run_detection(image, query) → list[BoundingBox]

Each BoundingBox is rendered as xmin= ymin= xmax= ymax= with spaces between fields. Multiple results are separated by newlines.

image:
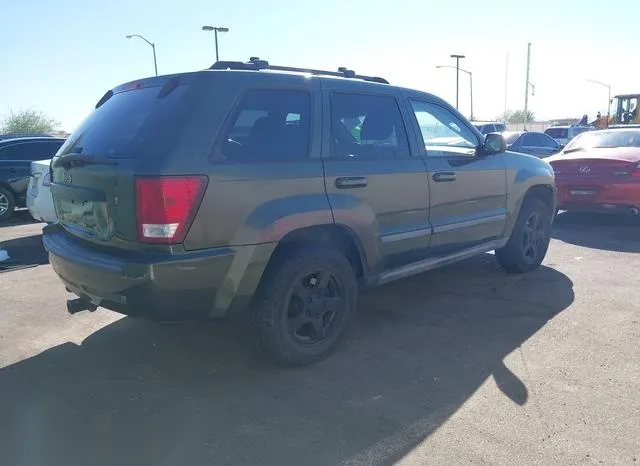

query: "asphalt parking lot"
xmin=0 ymin=210 xmax=638 ymax=466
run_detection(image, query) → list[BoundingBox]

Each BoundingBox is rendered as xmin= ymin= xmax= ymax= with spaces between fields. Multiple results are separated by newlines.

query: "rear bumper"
xmin=43 ymin=224 xmax=275 ymax=319
xmin=556 ymin=179 xmax=640 ymax=211
xmin=27 ymin=184 xmax=56 ymax=223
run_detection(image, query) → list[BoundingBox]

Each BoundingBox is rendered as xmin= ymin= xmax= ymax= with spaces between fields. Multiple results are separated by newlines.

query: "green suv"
xmin=44 ymin=58 xmax=556 ymax=366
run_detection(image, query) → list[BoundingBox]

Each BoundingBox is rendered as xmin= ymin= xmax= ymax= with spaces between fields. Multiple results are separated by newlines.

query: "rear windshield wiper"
xmin=562 ymin=147 xmax=585 ymax=154
xmin=52 ymin=154 xmax=119 ymax=169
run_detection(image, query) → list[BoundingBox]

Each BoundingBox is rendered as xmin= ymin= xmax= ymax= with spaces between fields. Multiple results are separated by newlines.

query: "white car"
xmin=27 ymin=159 xmax=57 ymax=223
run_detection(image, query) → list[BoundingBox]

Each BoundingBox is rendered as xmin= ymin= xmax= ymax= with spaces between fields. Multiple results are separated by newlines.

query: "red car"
xmin=547 ymin=129 xmax=640 ymax=215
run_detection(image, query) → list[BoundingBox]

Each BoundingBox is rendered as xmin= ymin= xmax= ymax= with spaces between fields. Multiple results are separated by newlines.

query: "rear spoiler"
xmin=96 ymin=72 xmax=200 ymax=109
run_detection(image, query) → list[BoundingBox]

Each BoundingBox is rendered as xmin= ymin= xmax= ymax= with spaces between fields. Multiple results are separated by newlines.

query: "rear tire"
xmin=496 ymin=197 xmax=551 ymax=273
xmin=0 ymin=187 xmax=15 ymax=222
xmin=253 ymin=246 xmax=357 ymax=367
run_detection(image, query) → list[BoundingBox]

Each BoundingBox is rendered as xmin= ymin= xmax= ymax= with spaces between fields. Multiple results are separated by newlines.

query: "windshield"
xmin=563 ymin=130 xmax=640 ymax=151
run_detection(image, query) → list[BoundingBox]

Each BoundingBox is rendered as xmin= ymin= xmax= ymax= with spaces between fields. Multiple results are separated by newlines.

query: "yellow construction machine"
xmin=607 ymin=94 xmax=640 ymax=127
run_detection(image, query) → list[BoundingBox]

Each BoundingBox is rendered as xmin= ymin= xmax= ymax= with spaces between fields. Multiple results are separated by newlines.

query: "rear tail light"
xmin=42 ymin=172 xmax=51 ymax=187
xmin=135 ymin=176 xmax=208 ymax=244
xmin=633 ymin=162 xmax=640 ymax=177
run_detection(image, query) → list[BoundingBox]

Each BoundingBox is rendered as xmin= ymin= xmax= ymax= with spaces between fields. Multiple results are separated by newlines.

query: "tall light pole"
xmin=436 ymin=65 xmax=474 ymax=120
xmin=126 ymin=34 xmax=157 ymax=76
xmin=504 ymin=53 xmax=509 ymax=122
xmin=449 ymin=54 xmax=465 ymax=110
xmin=586 ymin=79 xmax=611 ymax=116
xmin=524 ymin=43 xmax=532 ymax=130
xmin=202 ymin=25 xmax=229 ymax=62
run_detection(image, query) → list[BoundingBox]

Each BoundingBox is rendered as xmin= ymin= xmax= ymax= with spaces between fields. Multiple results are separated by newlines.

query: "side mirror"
xmin=481 ymin=132 xmax=507 ymax=155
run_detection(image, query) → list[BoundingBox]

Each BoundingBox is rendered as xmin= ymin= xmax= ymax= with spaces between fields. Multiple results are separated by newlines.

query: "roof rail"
xmin=209 ymin=57 xmax=389 ymax=84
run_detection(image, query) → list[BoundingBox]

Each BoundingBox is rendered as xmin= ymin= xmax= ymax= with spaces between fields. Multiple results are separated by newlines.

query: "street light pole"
xmin=202 ymin=25 xmax=230 ymax=62
xmin=504 ymin=53 xmax=509 ymax=122
xmin=524 ymin=42 xmax=531 ymax=130
xmin=436 ymin=65 xmax=473 ymax=120
xmin=450 ymin=54 xmax=465 ymax=110
xmin=126 ymin=34 xmax=158 ymax=76
xmin=586 ymin=79 xmax=612 ymax=116
xmin=469 ymin=72 xmax=474 ymax=121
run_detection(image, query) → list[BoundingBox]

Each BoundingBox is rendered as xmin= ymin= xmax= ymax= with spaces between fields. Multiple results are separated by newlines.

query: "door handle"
xmin=432 ymin=172 xmax=456 ymax=182
xmin=335 ymin=176 xmax=368 ymax=189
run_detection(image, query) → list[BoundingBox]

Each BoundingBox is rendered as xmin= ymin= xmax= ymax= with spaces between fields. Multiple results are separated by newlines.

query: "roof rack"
xmin=209 ymin=57 xmax=389 ymax=84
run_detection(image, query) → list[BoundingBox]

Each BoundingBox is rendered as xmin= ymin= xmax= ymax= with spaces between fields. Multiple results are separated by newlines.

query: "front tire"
xmin=253 ymin=246 xmax=358 ymax=367
xmin=496 ymin=197 xmax=551 ymax=273
xmin=0 ymin=187 xmax=15 ymax=222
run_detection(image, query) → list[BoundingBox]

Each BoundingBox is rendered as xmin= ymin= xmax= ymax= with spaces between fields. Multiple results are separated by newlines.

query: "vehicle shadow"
xmin=0 ymin=255 xmax=574 ymax=466
xmin=0 ymin=233 xmax=48 ymax=272
xmin=0 ymin=209 xmax=41 ymax=228
xmin=552 ymin=211 xmax=640 ymax=253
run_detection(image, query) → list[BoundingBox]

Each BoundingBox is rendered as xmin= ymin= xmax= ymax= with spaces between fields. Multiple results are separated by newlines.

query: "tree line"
xmin=1 ymin=109 xmax=60 ymax=135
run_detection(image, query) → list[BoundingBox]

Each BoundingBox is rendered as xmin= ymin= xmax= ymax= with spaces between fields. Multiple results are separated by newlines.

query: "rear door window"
xmin=539 ymin=133 xmax=560 ymax=148
xmin=331 ymin=93 xmax=410 ymax=158
xmin=217 ymin=89 xmax=311 ymax=162
xmin=59 ymin=84 xmax=193 ymax=159
xmin=523 ymin=133 xmax=542 ymax=147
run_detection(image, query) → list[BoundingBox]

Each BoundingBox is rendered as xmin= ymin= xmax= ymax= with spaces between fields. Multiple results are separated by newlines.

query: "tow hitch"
xmin=66 ymin=298 xmax=98 ymax=315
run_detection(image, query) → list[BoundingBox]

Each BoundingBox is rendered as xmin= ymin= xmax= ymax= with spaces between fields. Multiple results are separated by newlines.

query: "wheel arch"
xmin=267 ymin=224 xmax=369 ymax=284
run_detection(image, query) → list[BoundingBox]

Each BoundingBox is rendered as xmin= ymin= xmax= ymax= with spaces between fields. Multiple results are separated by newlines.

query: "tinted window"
xmin=331 ymin=93 xmax=410 ymax=158
xmin=0 ymin=140 xmax=63 ymax=161
xmin=59 ymin=84 xmax=194 ymax=159
xmin=494 ymin=123 xmax=506 ymax=132
xmin=539 ymin=133 xmax=560 ymax=148
xmin=218 ymin=89 xmax=311 ymax=162
xmin=410 ymin=100 xmax=477 ymax=156
xmin=481 ymin=125 xmax=495 ymax=134
xmin=544 ymin=127 xmax=568 ymax=139
xmin=523 ymin=133 xmax=543 ymax=146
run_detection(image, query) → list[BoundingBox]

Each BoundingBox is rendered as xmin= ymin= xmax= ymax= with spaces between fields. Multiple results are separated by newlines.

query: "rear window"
xmin=494 ymin=123 xmax=506 ymax=132
xmin=544 ymin=127 xmax=568 ymax=139
xmin=59 ymin=84 xmax=194 ymax=159
xmin=503 ymin=132 xmax=522 ymax=144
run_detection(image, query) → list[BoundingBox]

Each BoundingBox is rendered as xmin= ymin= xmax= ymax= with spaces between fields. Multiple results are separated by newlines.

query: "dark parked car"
xmin=503 ymin=131 xmax=563 ymax=158
xmin=0 ymin=136 xmax=65 ymax=221
xmin=43 ymin=58 xmax=556 ymax=366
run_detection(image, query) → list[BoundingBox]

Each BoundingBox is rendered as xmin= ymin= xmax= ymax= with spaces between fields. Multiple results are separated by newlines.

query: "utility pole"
xmin=504 ymin=53 xmax=509 ymax=122
xmin=450 ymin=54 xmax=465 ymax=110
xmin=469 ymin=72 xmax=474 ymax=120
xmin=524 ymin=43 xmax=531 ymax=130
